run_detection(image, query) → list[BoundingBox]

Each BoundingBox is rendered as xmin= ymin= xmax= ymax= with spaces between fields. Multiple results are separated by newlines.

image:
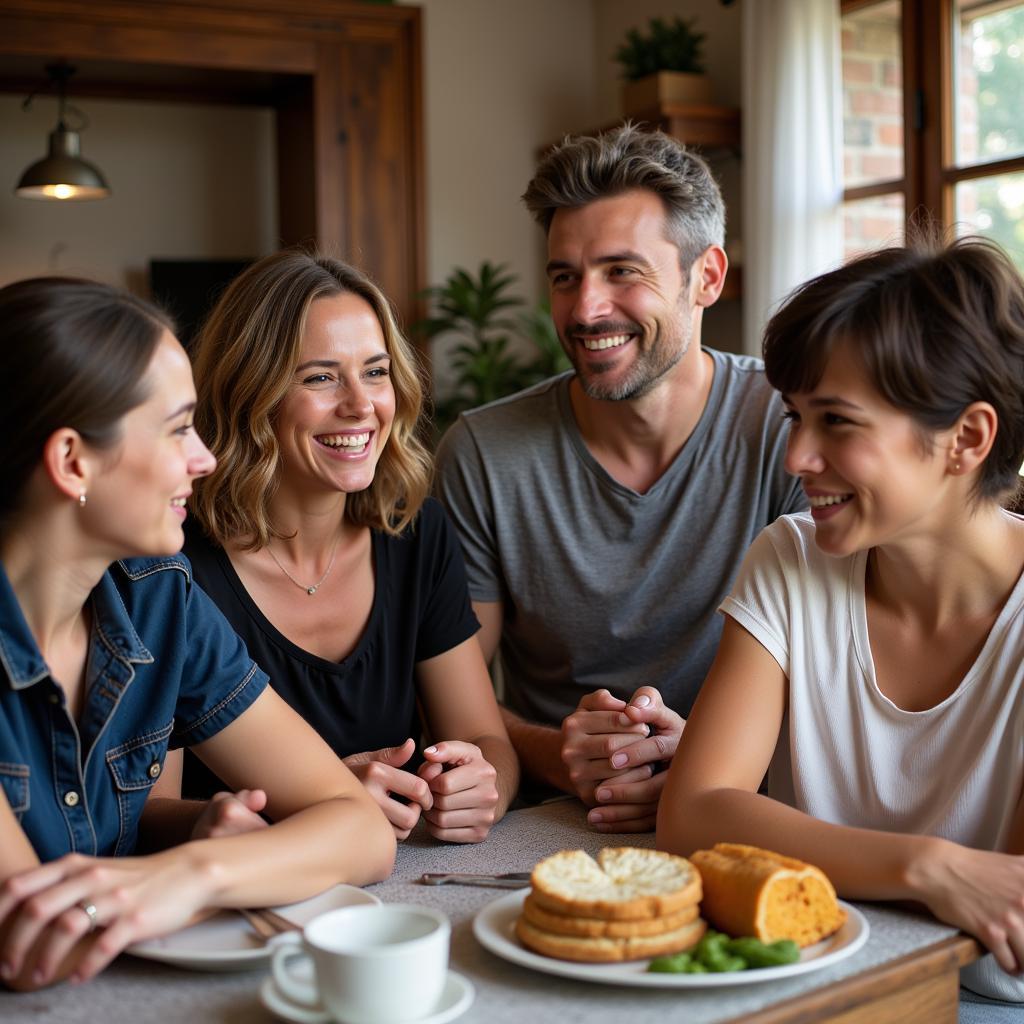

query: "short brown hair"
xmin=190 ymin=250 xmax=430 ymax=548
xmin=522 ymin=123 xmax=724 ymax=269
xmin=763 ymin=236 xmax=1024 ymax=505
xmin=0 ymin=277 xmax=170 ymax=531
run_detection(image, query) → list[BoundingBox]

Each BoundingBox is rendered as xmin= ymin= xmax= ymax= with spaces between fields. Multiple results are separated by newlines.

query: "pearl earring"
xmin=78 ymin=492 xmax=87 ymax=507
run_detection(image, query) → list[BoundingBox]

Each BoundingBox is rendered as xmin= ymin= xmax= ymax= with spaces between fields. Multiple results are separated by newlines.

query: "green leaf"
xmin=423 ymin=264 xmax=576 ymax=442
xmin=613 ymin=15 xmax=706 ymax=79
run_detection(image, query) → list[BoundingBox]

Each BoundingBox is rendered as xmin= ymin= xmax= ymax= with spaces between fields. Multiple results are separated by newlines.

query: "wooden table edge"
xmin=724 ymin=934 xmax=982 ymax=1024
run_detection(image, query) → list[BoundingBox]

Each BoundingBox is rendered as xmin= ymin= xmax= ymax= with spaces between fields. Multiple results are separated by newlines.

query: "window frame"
xmin=840 ymin=0 xmax=1024 ymax=226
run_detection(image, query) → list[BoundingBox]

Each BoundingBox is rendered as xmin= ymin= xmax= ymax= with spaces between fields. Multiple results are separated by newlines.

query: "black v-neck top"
xmin=181 ymin=498 xmax=479 ymax=798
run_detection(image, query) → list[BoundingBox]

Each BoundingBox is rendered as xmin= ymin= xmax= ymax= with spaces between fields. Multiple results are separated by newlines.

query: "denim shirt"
xmin=0 ymin=555 xmax=269 ymax=860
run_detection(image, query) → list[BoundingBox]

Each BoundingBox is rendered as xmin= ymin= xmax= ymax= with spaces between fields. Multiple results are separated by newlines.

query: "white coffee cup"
xmin=271 ymin=903 xmax=450 ymax=1024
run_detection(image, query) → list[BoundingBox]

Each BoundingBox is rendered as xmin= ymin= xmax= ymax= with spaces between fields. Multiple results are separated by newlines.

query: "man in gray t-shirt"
xmin=435 ymin=126 xmax=805 ymax=831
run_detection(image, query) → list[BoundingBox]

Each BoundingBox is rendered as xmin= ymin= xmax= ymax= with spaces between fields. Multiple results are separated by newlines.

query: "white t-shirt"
xmin=721 ymin=512 xmax=1024 ymax=1001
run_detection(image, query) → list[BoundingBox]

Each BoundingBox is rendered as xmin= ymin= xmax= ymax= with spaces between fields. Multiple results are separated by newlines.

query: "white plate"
xmin=472 ymin=890 xmax=869 ymax=988
xmin=260 ymin=969 xmax=475 ymax=1024
xmin=126 ymin=884 xmax=380 ymax=971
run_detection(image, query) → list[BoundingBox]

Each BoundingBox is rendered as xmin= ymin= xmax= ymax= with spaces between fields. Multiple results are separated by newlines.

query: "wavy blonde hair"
xmin=190 ymin=250 xmax=431 ymax=548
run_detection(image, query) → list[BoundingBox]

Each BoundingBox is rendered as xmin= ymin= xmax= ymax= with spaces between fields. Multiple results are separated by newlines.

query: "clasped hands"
xmin=344 ymin=738 xmax=499 ymax=844
xmin=191 ymin=740 xmax=499 ymax=845
xmin=0 ymin=848 xmax=221 ymax=988
xmin=561 ymin=686 xmax=684 ymax=833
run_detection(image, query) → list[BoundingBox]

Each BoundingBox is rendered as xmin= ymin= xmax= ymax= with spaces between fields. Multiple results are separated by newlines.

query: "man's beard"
xmin=566 ymin=315 xmax=692 ymax=402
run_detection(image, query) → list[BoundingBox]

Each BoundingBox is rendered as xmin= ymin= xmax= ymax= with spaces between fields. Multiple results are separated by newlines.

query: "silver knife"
xmin=419 ymin=871 xmax=531 ymax=889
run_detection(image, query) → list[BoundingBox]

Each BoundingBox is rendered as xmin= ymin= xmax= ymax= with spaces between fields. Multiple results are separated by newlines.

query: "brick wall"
xmin=841 ymin=2 xmax=905 ymax=258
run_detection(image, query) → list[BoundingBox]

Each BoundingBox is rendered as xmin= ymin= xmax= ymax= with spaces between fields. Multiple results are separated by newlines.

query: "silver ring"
xmin=78 ymin=901 xmax=99 ymax=932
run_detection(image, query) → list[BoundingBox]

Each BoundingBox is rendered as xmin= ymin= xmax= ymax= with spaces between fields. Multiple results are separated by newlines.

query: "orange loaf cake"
xmin=690 ymin=843 xmax=846 ymax=947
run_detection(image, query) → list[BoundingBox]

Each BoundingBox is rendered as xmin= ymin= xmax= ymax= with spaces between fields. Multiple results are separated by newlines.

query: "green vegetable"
xmin=646 ymin=950 xmax=714 ymax=974
xmin=647 ymin=952 xmax=692 ymax=973
xmin=693 ymin=931 xmax=747 ymax=973
xmin=726 ymin=937 xmax=800 ymax=968
xmin=647 ymin=932 xmax=802 ymax=974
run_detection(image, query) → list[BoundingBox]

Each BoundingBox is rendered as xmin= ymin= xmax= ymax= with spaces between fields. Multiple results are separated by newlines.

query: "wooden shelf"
xmin=544 ymin=102 xmax=741 ymax=155
xmin=618 ymin=102 xmax=740 ymax=151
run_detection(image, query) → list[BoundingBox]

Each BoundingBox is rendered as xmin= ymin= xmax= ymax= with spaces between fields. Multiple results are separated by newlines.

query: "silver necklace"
xmin=266 ymin=538 xmax=341 ymax=596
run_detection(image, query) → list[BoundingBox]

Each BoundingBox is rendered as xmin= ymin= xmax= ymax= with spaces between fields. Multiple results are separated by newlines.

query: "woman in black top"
xmin=157 ymin=251 xmax=518 ymax=842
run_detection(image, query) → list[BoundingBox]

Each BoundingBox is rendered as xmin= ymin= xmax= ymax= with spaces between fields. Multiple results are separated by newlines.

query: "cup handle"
xmin=270 ymin=934 xmax=319 ymax=1008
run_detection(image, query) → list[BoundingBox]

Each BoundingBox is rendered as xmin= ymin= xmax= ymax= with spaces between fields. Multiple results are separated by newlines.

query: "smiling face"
xmin=86 ymin=330 xmax=216 ymax=557
xmin=783 ymin=342 xmax=958 ymax=557
xmin=274 ymin=292 xmax=396 ymax=498
xmin=546 ymin=189 xmax=696 ymax=401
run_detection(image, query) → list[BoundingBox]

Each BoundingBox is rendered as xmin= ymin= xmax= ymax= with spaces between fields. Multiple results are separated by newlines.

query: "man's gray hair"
xmin=522 ymin=123 xmax=725 ymax=270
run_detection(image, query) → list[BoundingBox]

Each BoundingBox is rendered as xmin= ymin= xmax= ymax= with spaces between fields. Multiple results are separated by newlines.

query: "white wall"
xmin=400 ymin=0 xmax=601 ymax=387
xmin=0 ymin=95 xmax=278 ymax=291
xmin=404 ymin=0 xmax=598 ymax=298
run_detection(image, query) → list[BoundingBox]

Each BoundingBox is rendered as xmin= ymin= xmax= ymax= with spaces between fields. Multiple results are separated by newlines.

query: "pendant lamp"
xmin=15 ymin=64 xmax=111 ymax=201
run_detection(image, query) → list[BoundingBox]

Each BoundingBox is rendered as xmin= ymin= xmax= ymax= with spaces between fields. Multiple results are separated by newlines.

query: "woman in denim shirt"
xmin=0 ymin=278 xmax=395 ymax=990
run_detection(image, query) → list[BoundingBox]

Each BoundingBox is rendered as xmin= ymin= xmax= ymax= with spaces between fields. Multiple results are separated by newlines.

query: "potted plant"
xmin=615 ymin=16 xmax=713 ymax=115
xmin=416 ymin=262 xmax=570 ymax=442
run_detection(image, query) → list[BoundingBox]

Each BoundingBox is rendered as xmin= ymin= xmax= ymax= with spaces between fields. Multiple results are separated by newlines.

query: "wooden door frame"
xmin=0 ymin=0 xmax=425 ymax=327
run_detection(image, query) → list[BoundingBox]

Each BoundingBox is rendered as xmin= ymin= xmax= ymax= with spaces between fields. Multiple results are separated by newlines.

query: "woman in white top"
xmin=654 ymin=237 xmax=1024 ymax=1004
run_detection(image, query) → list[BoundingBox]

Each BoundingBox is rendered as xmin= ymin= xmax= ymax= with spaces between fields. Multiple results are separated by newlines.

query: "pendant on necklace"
xmin=266 ymin=538 xmax=339 ymax=597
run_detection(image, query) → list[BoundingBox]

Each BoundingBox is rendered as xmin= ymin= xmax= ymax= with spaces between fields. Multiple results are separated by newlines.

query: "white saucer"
xmin=126 ymin=884 xmax=379 ymax=971
xmin=261 ymin=971 xmax=330 ymax=1024
xmin=260 ymin=969 xmax=475 ymax=1024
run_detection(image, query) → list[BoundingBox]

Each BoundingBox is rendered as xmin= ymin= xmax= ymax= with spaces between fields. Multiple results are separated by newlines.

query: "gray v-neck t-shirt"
xmin=435 ymin=349 xmax=805 ymax=725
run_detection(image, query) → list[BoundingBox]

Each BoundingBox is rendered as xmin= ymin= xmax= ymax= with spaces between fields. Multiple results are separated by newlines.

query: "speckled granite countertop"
xmin=0 ymin=799 xmax=966 ymax=1024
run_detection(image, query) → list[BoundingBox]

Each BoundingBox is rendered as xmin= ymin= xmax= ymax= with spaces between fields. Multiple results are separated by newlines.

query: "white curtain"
xmin=741 ymin=0 xmax=844 ymax=356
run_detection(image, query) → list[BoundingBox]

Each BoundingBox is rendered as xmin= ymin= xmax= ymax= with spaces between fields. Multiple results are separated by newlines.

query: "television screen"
xmin=149 ymin=258 xmax=254 ymax=352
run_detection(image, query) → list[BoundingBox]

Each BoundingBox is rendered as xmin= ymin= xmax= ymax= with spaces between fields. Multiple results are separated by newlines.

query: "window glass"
xmin=843 ymin=192 xmax=905 ymax=259
xmin=955 ymin=1 xmax=1024 ymax=166
xmin=955 ymin=172 xmax=1024 ymax=271
xmin=842 ymin=1 xmax=904 ymax=188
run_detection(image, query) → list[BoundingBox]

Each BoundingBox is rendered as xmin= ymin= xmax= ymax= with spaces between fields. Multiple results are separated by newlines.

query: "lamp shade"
xmin=15 ymin=126 xmax=110 ymax=201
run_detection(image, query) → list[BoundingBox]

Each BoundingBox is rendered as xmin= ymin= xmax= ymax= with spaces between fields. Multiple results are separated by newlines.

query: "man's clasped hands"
xmin=560 ymin=686 xmax=683 ymax=834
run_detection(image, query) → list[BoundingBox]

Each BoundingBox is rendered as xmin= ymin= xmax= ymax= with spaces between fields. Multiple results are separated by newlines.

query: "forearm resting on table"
xmin=473 ymin=733 xmax=520 ymax=819
xmin=656 ymin=786 xmax=944 ymax=902
xmin=499 ymin=706 xmax=572 ymax=794
xmin=0 ymin=797 xmax=392 ymax=992
xmin=184 ymin=794 xmax=395 ymax=906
